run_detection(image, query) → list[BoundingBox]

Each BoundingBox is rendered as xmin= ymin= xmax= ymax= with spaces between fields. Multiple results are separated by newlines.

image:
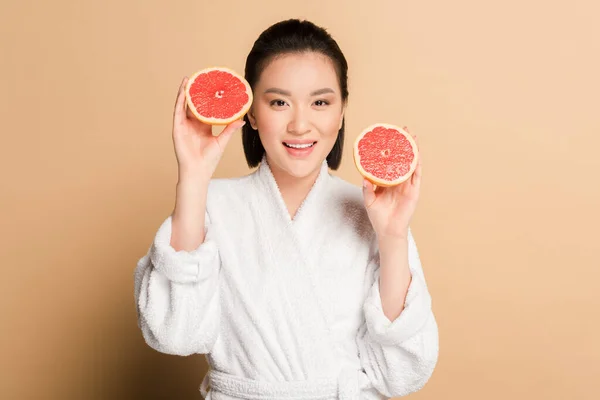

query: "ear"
xmin=247 ymin=107 xmax=258 ymax=130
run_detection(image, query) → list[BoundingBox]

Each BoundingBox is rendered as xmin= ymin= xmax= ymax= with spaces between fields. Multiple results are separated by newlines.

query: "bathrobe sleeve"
xmin=133 ymin=213 xmax=221 ymax=356
xmin=356 ymin=229 xmax=439 ymax=397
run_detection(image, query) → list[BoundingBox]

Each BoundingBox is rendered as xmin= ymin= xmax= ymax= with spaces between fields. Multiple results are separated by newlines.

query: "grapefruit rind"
xmin=353 ymin=123 xmax=419 ymax=187
xmin=185 ymin=66 xmax=254 ymax=126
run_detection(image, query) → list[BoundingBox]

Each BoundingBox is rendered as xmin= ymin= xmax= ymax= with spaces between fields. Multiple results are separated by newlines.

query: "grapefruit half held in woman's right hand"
xmin=171 ymin=76 xmax=245 ymax=181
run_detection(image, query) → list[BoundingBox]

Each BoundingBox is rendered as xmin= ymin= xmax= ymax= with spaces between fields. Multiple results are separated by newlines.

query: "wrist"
xmin=377 ymin=234 xmax=408 ymax=252
xmin=175 ymin=176 xmax=210 ymax=204
xmin=177 ymin=170 xmax=211 ymax=187
xmin=177 ymin=162 xmax=213 ymax=182
xmin=377 ymin=230 xmax=409 ymax=244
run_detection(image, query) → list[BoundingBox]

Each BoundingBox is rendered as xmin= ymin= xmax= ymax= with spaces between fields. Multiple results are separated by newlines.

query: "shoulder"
xmin=205 ymin=170 xmax=257 ymax=206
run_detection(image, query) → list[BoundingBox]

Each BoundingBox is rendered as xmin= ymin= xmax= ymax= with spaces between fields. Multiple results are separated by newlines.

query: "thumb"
xmin=362 ymin=178 xmax=377 ymax=208
xmin=216 ymin=119 xmax=245 ymax=147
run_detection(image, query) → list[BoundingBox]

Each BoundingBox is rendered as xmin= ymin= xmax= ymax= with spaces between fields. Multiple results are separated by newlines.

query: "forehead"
xmin=257 ymin=52 xmax=339 ymax=93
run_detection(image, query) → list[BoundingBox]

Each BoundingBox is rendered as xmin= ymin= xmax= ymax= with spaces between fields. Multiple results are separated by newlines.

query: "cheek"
xmin=255 ymin=105 xmax=286 ymax=144
xmin=315 ymin=110 xmax=343 ymax=138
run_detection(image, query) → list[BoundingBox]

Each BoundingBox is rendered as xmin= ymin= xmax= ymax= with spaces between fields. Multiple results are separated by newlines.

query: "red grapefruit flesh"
xmin=185 ymin=67 xmax=253 ymax=125
xmin=353 ymin=123 xmax=419 ymax=187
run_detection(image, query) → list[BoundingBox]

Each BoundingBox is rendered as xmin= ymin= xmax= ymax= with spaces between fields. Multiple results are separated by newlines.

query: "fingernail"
xmin=363 ymin=179 xmax=367 ymax=188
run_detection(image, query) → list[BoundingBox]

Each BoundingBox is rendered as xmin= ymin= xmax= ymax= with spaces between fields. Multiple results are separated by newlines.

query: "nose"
xmin=287 ymin=106 xmax=311 ymax=135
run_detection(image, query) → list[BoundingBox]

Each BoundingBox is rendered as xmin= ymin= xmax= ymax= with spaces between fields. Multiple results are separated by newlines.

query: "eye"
xmin=314 ymin=100 xmax=330 ymax=107
xmin=270 ymin=99 xmax=288 ymax=108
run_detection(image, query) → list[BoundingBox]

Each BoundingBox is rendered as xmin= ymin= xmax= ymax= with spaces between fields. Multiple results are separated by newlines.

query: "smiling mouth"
xmin=283 ymin=142 xmax=317 ymax=149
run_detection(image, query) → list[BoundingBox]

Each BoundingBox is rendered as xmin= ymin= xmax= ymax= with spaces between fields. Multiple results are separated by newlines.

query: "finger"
xmin=407 ymin=128 xmax=420 ymax=186
xmin=404 ymin=126 xmax=419 ymax=151
xmin=412 ymin=169 xmax=421 ymax=190
xmin=362 ymin=178 xmax=377 ymax=208
xmin=220 ymin=119 xmax=246 ymax=137
xmin=411 ymin=133 xmax=420 ymax=174
xmin=174 ymin=77 xmax=188 ymax=124
xmin=413 ymin=162 xmax=422 ymax=181
xmin=216 ymin=119 xmax=246 ymax=147
xmin=186 ymin=102 xmax=195 ymax=119
xmin=412 ymin=156 xmax=422 ymax=186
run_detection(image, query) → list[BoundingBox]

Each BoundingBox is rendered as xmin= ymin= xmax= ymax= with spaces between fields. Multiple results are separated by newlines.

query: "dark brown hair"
xmin=242 ymin=19 xmax=349 ymax=170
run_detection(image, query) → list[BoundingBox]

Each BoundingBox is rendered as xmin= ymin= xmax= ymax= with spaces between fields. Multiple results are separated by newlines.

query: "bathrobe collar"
xmin=255 ymin=155 xmax=331 ymax=225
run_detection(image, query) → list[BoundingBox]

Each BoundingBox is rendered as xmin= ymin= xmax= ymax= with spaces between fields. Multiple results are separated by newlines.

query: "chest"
xmin=209 ymin=194 xmax=372 ymax=331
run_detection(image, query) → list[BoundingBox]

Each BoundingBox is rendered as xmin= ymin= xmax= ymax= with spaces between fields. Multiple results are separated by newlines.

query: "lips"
xmin=283 ymin=141 xmax=317 ymax=149
xmin=282 ymin=140 xmax=317 ymax=158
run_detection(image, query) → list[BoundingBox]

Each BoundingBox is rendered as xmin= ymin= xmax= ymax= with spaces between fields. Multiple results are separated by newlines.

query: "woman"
xmin=134 ymin=19 xmax=438 ymax=399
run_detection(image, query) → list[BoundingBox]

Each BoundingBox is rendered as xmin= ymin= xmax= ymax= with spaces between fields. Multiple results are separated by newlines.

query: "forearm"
xmin=170 ymin=175 xmax=210 ymax=251
xmin=377 ymin=235 xmax=412 ymax=321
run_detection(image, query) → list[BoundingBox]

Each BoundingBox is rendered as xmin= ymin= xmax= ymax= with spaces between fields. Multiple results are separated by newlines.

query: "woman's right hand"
xmin=172 ymin=77 xmax=245 ymax=182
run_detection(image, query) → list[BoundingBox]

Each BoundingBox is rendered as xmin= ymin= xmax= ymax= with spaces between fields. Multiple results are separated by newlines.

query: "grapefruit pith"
xmin=185 ymin=67 xmax=253 ymax=125
xmin=353 ymin=123 xmax=419 ymax=187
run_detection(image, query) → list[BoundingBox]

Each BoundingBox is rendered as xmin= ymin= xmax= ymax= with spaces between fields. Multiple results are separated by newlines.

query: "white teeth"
xmin=285 ymin=142 xmax=314 ymax=149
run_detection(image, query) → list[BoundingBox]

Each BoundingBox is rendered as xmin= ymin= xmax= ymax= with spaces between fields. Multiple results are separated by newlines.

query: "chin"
xmin=268 ymin=149 xmax=327 ymax=180
xmin=285 ymin=164 xmax=316 ymax=179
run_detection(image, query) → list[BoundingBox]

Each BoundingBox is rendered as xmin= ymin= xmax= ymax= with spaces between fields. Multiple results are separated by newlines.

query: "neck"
xmin=266 ymin=157 xmax=323 ymax=220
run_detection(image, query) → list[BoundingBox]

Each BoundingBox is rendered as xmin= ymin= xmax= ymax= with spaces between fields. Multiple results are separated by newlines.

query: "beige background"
xmin=2 ymin=0 xmax=599 ymax=399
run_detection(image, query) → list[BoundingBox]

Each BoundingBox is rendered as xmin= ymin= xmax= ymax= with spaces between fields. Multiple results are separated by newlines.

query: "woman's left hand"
xmin=362 ymin=127 xmax=422 ymax=240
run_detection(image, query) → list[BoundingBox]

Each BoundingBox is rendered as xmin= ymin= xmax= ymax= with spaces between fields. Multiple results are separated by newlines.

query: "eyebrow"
xmin=310 ymin=88 xmax=335 ymax=96
xmin=264 ymin=87 xmax=336 ymax=96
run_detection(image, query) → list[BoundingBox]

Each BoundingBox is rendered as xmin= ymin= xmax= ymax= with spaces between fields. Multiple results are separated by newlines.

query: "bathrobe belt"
xmin=200 ymin=368 xmax=361 ymax=400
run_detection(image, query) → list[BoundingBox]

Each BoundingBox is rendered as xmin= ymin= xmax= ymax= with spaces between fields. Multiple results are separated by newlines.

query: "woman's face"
xmin=248 ymin=52 xmax=345 ymax=180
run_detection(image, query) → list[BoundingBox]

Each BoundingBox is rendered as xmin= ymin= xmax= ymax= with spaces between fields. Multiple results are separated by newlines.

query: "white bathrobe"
xmin=134 ymin=158 xmax=439 ymax=400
